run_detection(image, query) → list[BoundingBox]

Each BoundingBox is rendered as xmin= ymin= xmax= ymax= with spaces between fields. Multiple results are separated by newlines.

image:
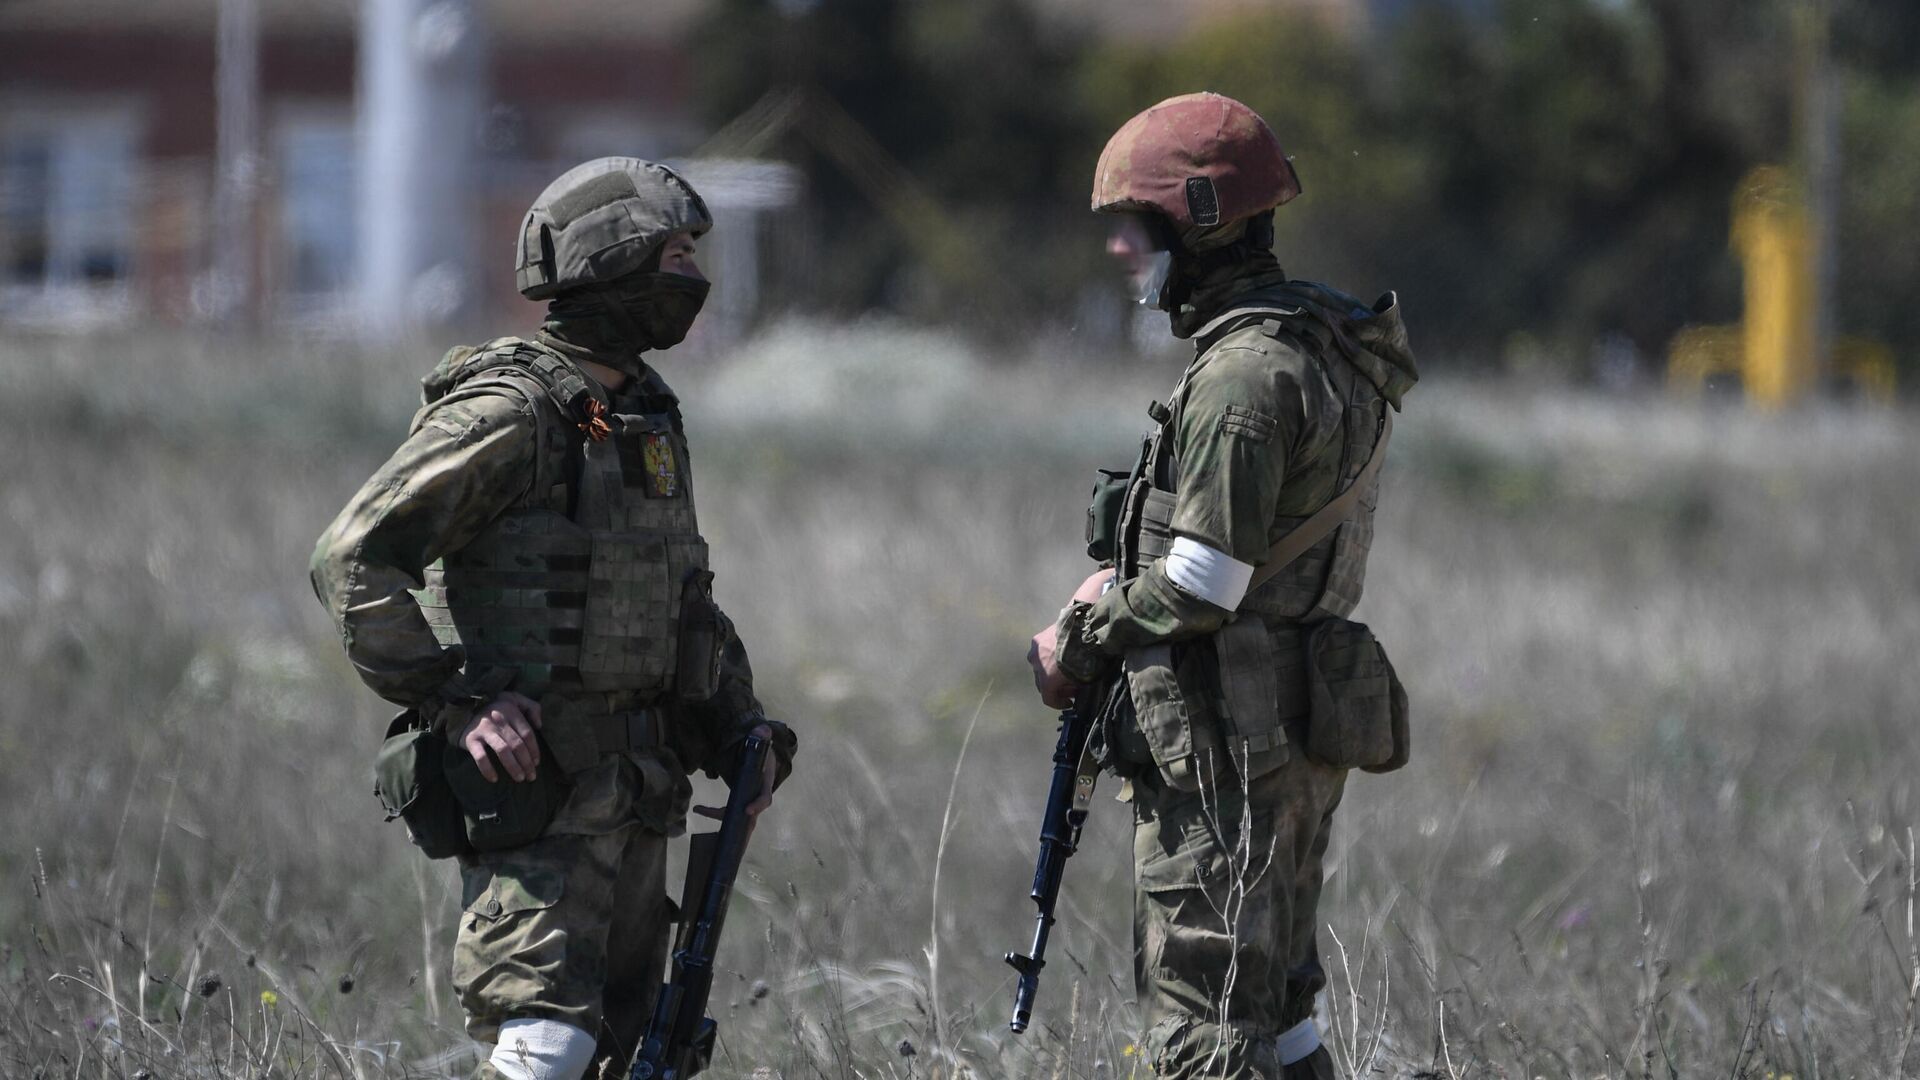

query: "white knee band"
xmin=1275 ymin=1017 xmax=1321 ymax=1066
xmin=490 ymin=1019 xmax=597 ymax=1080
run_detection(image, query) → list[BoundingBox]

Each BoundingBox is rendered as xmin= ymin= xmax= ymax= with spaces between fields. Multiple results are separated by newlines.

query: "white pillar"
xmin=356 ymin=0 xmax=486 ymax=334
xmin=211 ymin=0 xmax=258 ymax=322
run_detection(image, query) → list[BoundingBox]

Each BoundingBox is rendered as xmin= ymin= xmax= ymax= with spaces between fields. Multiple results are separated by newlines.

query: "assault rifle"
xmin=1005 ymin=684 xmax=1106 ymax=1033
xmin=630 ymin=733 xmax=769 ymax=1080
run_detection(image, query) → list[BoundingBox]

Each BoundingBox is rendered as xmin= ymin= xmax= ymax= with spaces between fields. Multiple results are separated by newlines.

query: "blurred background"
xmin=2 ymin=1 xmax=1916 ymax=1078
xmin=3 ymin=0 xmax=1917 ymax=387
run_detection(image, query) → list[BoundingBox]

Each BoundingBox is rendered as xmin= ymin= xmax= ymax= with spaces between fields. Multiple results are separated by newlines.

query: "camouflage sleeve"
xmin=673 ymin=610 xmax=797 ymax=790
xmin=1079 ymin=344 xmax=1308 ymax=655
xmin=309 ymin=389 xmax=537 ymax=726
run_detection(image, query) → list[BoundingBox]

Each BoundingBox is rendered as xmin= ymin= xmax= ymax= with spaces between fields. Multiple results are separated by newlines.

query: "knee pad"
xmin=488 ymin=1018 xmax=597 ymax=1080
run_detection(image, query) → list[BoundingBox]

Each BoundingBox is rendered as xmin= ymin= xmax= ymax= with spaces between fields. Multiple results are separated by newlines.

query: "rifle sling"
xmin=1243 ymin=409 xmax=1393 ymax=597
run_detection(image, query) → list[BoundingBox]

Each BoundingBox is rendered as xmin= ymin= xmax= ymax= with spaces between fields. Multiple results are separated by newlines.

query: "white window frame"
xmin=271 ymin=102 xmax=359 ymax=324
xmin=0 ymin=98 xmax=143 ymax=325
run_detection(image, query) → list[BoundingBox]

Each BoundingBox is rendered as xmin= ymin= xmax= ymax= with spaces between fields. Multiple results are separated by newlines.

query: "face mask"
xmin=1132 ymin=249 xmax=1175 ymax=308
xmin=616 ymin=272 xmax=711 ymax=349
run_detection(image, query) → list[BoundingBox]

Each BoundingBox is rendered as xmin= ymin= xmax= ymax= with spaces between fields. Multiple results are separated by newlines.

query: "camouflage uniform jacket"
xmin=1058 ymin=280 xmax=1418 ymax=676
xmin=310 ymin=336 xmax=784 ymax=779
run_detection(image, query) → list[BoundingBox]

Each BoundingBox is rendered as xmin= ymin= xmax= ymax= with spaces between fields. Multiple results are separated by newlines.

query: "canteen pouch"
xmin=675 ymin=569 xmax=729 ymax=703
xmin=373 ymin=710 xmax=472 ymax=860
xmin=1213 ymin=617 xmax=1291 ymax=783
xmin=1123 ymin=642 xmax=1228 ymax=793
xmin=1303 ymin=618 xmax=1409 ymax=772
xmin=442 ymin=735 xmax=569 ymax=852
xmin=1085 ymin=468 xmax=1132 ymax=563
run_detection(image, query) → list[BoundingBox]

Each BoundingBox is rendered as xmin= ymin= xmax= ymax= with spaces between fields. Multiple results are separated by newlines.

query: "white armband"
xmin=1163 ymin=537 xmax=1255 ymax=611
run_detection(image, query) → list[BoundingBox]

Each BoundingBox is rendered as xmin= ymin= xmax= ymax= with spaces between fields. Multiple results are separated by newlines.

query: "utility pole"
xmin=211 ymin=0 xmax=259 ymax=324
xmin=356 ymin=0 xmax=486 ymax=334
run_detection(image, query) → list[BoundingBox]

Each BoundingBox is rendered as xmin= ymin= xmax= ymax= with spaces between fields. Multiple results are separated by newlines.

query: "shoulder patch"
xmin=1218 ymin=404 xmax=1278 ymax=444
xmin=416 ymin=390 xmax=534 ymax=445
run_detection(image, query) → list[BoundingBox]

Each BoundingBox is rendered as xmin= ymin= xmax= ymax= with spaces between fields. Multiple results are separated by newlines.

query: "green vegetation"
xmin=693 ymin=0 xmax=1920 ymax=376
xmin=0 ymin=329 xmax=1913 ymax=1076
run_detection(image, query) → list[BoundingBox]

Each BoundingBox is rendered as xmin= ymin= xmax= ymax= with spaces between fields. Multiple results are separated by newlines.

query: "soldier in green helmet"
xmin=311 ymin=158 xmax=795 ymax=1080
xmin=1027 ymin=94 xmax=1419 ymax=1078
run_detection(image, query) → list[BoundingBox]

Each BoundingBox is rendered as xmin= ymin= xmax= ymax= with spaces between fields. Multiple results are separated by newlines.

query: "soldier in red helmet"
xmin=1029 ymin=93 xmax=1420 ymax=1077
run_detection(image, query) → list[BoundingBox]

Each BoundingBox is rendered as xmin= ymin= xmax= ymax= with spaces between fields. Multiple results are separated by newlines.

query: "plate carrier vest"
xmin=412 ymin=337 xmax=708 ymax=699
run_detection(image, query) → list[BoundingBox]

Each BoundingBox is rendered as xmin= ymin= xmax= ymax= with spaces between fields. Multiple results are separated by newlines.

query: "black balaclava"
xmin=1152 ymin=211 xmax=1290 ymax=340
xmin=541 ymin=246 xmax=712 ymax=380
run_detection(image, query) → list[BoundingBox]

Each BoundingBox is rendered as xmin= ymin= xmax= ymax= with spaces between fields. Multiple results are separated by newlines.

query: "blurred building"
xmin=1034 ymin=0 xmax=1478 ymax=37
xmin=0 ymin=0 xmax=797 ymax=336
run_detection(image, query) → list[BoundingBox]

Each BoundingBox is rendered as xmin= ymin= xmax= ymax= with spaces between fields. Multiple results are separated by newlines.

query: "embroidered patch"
xmin=1218 ymin=404 xmax=1277 ymax=444
xmin=640 ymin=433 xmax=679 ymax=498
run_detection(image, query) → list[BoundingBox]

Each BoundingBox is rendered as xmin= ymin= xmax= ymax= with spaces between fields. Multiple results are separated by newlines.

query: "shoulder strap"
xmin=429 ymin=338 xmax=610 ymax=515
xmin=1189 ymin=304 xmax=1305 ymax=353
xmin=1243 ymin=409 xmax=1393 ymax=596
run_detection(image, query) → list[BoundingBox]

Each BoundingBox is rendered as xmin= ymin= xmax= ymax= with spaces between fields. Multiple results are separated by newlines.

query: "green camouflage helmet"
xmin=514 ymin=158 xmax=713 ymax=300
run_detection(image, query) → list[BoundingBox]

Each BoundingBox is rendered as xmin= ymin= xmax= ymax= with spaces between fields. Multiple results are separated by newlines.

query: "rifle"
xmin=630 ymin=733 xmax=769 ymax=1080
xmin=1005 ymin=683 xmax=1106 ymax=1034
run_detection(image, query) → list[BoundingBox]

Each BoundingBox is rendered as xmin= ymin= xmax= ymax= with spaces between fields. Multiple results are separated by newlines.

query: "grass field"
xmin=0 ymin=321 xmax=1914 ymax=1078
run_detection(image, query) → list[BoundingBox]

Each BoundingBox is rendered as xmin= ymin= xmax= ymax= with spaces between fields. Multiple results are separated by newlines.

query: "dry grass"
xmin=0 ymin=320 xmax=1914 ymax=1078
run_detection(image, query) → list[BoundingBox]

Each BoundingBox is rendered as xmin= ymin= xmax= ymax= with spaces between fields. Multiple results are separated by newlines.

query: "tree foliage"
xmin=692 ymin=0 xmax=1918 ymax=371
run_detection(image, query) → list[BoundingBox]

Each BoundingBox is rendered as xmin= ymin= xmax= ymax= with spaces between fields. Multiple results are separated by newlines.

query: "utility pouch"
xmin=1213 ymin=618 xmax=1290 ymax=783
xmin=1090 ymin=678 xmax=1148 ymax=779
xmin=1303 ymin=618 xmax=1409 ymax=773
xmin=442 ymin=736 xmax=570 ymax=852
xmin=373 ymin=711 xmax=472 ymax=860
xmin=675 ymin=569 xmax=731 ymax=703
xmin=631 ymin=751 xmax=694 ymax=837
xmin=1122 ymin=643 xmax=1227 ymax=793
xmin=1085 ymin=469 xmax=1131 ymax=563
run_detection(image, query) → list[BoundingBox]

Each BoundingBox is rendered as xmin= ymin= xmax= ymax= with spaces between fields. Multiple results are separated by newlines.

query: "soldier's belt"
xmin=550 ymin=687 xmax=658 ymax=716
xmin=539 ymin=692 xmax=667 ymax=776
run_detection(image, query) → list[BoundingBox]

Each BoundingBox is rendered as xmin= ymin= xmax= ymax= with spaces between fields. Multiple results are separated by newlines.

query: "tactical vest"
xmin=1116 ymin=310 xmax=1385 ymax=623
xmin=411 ymin=337 xmax=707 ymax=699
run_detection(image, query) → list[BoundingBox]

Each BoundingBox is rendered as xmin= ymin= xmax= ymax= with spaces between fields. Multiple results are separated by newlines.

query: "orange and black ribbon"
xmin=577 ymin=397 xmax=611 ymax=443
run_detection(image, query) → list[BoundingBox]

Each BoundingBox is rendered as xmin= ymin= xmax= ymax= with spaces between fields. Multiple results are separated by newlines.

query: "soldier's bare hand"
xmin=693 ymin=724 xmax=781 ymax=824
xmin=745 ymin=724 xmax=777 ymax=817
xmin=457 ymin=691 xmax=544 ymax=783
xmin=1028 ymin=629 xmax=1079 ymax=711
xmin=1028 ymin=571 xmax=1112 ymax=710
xmin=1071 ymin=568 xmax=1116 ymax=605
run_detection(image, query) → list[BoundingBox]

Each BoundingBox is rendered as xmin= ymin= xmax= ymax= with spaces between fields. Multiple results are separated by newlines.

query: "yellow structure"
xmin=1667 ymin=165 xmax=1896 ymax=405
xmin=1732 ymin=167 xmax=1819 ymax=407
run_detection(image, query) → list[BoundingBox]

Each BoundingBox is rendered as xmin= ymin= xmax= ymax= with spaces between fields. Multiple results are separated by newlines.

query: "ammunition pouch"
xmin=1115 ymin=617 xmax=1303 ymax=791
xmin=1302 ymin=618 xmax=1409 ymax=773
xmin=1119 ymin=642 xmax=1227 ymax=792
xmin=674 ymin=569 xmax=730 ymax=703
xmin=373 ymin=710 xmax=472 ymax=860
xmin=1212 ymin=617 xmax=1291 ymax=783
xmin=1085 ymin=469 xmax=1131 ymax=564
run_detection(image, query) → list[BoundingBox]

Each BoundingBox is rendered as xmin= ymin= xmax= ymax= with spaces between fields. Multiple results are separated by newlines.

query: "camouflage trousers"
xmin=454 ymin=749 xmax=691 ymax=1080
xmin=1132 ymin=738 xmax=1347 ymax=1079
